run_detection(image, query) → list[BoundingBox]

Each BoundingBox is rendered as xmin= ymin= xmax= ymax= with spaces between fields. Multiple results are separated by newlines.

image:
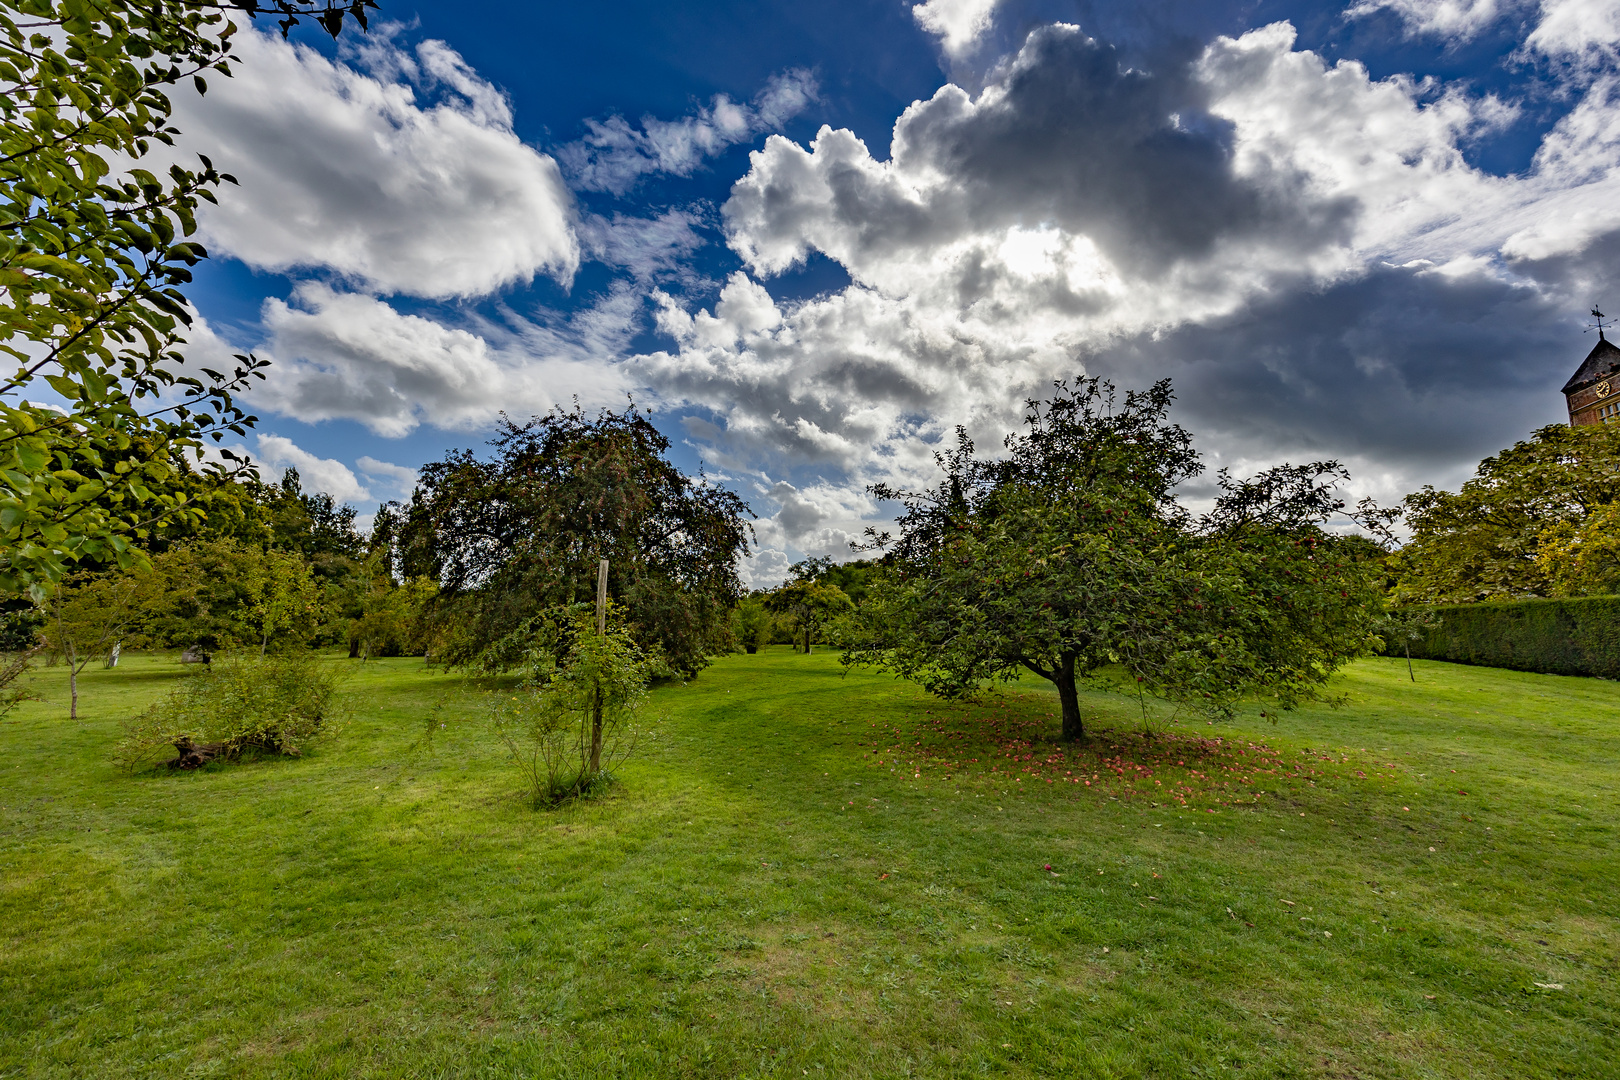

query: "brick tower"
xmin=1563 ymin=310 xmax=1620 ymax=425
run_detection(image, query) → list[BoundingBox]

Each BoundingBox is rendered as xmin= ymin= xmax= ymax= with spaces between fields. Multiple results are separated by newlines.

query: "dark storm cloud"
xmin=1508 ymin=228 xmax=1620 ymax=306
xmin=1087 ymin=262 xmax=1580 ymax=472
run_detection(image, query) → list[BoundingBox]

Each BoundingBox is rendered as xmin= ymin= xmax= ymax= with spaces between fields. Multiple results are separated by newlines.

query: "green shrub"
xmin=1391 ymin=596 xmax=1620 ymax=677
xmin=491 ymin=606 xmax=657 ymax=807
xmin=115 ymin=652 xmax=341 ymax=771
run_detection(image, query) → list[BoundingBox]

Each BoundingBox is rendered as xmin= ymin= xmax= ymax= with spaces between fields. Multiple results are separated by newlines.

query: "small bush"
xmin=491 ymin=606 xmax=657 ymax=807
xmin=115 ymin=652 xmax=341 ymax=771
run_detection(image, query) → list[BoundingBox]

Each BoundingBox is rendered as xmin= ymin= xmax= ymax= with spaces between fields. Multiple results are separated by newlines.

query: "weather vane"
xmin=1589 ymin=306 xmax=1609 ymax=341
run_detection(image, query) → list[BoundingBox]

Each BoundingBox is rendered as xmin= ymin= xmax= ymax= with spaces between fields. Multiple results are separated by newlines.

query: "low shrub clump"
xmin=115 ymin=652 xmax=341 ymax=771
xmin=491 ymin=605 xmax=657 ymax=807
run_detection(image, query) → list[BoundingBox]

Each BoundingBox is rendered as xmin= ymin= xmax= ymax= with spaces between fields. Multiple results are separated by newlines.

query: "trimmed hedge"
xmin=1393 ymin=596 xmax=1620 ymax=678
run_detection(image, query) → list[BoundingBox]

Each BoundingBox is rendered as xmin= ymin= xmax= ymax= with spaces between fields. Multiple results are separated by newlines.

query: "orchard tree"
xmin=399 ymin=405 xmax=752 ymax=676
xmin=1536 ymin=502 xmax=1620 ymax=597
xmin=142 ymin=537 xmax=323 ymax=654
xmin=44 ymin=568 xmax=158 ymax=717
xmin=139 ymin=538 xmax=260 ymax=653
xmin=766 ymin=575 xmax=853 ymax=654
xmin=353 ymin=567 xmax=436 ymax=660
xmin=245 ymin=548 xmax=318 ymax=654
xmin=491 ymin=603 xmax=656 ymax=806
xmin=1191 ymin=464 xmax=1390 ymax=713
xmin=843 ymin=378 xmax=1384 ymax=740
xmin=782 ymin=555 xmax=879 ymax=606
xmin=1 ymin=0 xmax=373 ymax=596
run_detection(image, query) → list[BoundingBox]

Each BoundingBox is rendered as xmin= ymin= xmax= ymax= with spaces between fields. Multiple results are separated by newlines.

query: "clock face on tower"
xmin=1598 ymin=381 xmax=1613 ymax=399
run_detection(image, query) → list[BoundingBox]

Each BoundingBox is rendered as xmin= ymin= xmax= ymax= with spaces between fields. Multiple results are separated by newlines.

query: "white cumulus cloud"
xmin=913 ymin=0 xmax=1003 ymax=57
xmin=756 ymin=480 xmax=876 ymax=557
xmin=1344 ymin=0 xmax=1512 ymax=39
xmin=165 ymin=28 xmax=577 ymax=299
xmin=631 ymin=18 xmax=1620 ymax=541
xmin=251 ymin=434 xmax=372 ymax=504
xmin=641 ymin=25 xmax=1374 ymax=480
xmin=245 ymin=283 xmax=631 ymax=437
xmin=1203 ymin=23 xmax=1620 ymax=265
xmin=1347 ymin=0 xmax=1620 ymax=64
xmin=1525 ymin=0 xmax=1620 ymax=65
xmin=356 ymin=456 xmax=419 ymax=498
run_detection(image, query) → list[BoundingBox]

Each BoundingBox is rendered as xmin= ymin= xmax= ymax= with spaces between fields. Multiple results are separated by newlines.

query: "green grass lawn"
xmin=1 ymin=648 xmax=1614 ymax=1079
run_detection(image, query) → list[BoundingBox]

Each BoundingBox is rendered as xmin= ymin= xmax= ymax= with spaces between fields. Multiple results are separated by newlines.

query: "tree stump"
xmin=168 ymin=738 xmax=228 ymax=769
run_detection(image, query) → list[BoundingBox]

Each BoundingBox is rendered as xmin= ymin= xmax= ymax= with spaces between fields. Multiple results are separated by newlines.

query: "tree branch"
xmin=1020 ymin=658 xmax=1055 ymax=682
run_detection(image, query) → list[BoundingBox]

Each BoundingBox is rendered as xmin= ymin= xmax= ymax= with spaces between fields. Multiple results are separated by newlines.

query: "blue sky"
xmin=169 ymin=0 xmax=1620 ymax=581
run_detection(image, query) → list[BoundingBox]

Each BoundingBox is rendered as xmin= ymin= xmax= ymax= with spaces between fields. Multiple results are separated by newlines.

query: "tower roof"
xmin=1562 ymin=334 xmax=1620 ymax=395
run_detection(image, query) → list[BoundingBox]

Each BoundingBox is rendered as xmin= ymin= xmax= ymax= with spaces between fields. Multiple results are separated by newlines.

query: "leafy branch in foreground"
xmin=0 ymin=0 xmax=373 ymax=594
xmin=0 ymin=642 xmax=37 ymax=719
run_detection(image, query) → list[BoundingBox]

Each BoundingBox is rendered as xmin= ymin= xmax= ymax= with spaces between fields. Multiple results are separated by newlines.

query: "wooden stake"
xmin=590 ymin=557 xmax=608 ymax=778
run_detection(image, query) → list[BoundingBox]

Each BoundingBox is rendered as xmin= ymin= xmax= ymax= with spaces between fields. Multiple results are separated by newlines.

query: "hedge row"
xmin=1392 ymin=596 xmax=1620 ymax=678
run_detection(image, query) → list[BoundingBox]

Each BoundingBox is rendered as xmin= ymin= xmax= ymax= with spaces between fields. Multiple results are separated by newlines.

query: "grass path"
xmin=0 ymin=649 xmax=1614 ymax=1078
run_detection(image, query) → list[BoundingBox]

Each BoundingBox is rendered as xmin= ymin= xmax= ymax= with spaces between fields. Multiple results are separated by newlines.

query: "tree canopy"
xmin=1392 ymin=423 xmax=1620 ymax=603
xmin=22 ymin=465 xmax=407 ymax=669
xmin=398 ymin=405 xmax=752 ymax=677
xmin=843 ymin=378 xmax=1384 ymax=739
xmin=765 ymin=574 xmax=853 ymax=654
xmin=784 ymin=555 xmax=879 ymax=606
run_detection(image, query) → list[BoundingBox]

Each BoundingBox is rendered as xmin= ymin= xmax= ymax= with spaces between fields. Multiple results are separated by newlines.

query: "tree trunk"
xmin=596 ymin=558 xmax=608 ymax=636
xmin=348 ymin=634 xmax=360 ymax=659
xmin=1054 ymin=652 xmax=1084 ymax=741
xmin=66 ymin=636 xmax=79 ymax=720
xmin=168 ymin=738 xmax=228 ymax=770
xmin=589 ymin=681 xmax=604 ymax=776
xmin=804 ymin=627 xmax=811 ymax=655
xmin=1405 ymin=642 xmax=1415 ymax=682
